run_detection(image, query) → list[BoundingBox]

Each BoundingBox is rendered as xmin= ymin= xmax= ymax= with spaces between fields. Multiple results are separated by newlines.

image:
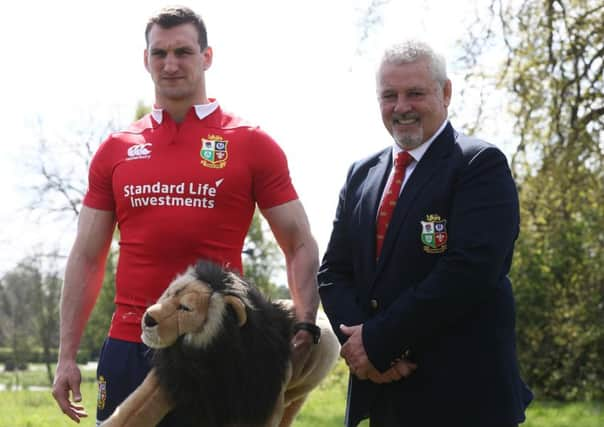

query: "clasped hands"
xmin=340 ymin=324 xmax=416 ymax=384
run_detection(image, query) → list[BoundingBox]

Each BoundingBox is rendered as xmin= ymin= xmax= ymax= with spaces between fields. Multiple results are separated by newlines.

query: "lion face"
xmin=141 ymin=267 xmax=248 ymax=349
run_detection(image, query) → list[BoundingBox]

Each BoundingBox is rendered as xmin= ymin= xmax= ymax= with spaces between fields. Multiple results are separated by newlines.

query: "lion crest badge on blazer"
xmin=421 ymin=214 xmax=448 ymax=253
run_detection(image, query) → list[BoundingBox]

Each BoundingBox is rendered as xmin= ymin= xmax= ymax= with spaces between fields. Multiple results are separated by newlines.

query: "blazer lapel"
xmin=359 ymin=148 xmax=392 ymax=273
xmin=375 ymin=123 xmax=457 ymax=274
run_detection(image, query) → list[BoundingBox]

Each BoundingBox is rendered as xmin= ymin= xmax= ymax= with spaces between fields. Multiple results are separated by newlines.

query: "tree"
xmin=0 ymin=260 xmax=39 ymax=374
xmin=29 ymin=255 xmax=62 ymax=384
xmin=0 ymin=256 xmax=64 ymax=387
xmin=354 ymin=0 xmax=390 ymax=56
xmin=29 ymin=102 xmax=151 ymax=220
xmin=28 ymin=116 xmax=117 ymax=220
xmin=0 ymin=256 xmax=63 ymax=384
xmin=460 ymin=0 xmax=604 ymax=400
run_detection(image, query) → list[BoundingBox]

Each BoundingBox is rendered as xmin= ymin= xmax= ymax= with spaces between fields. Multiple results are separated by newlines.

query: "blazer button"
xmin=370 ymin=299 xmax=379 ymax=310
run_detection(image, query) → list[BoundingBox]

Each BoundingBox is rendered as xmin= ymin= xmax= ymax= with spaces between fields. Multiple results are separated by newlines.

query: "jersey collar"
xmin=151 ymin=99 xmax=219 ymax=125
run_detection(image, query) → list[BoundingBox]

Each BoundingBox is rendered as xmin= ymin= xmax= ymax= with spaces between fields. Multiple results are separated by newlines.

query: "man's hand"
xmin=340 ymin=324 xmax=373 ymax=379
xmin=340 ymin=323 xmax=417 ymax=383
xmin=366 ymin=359 xmax=417 ymax=384
xmin=291 ymin=329 xmax=314 ymax=377
xmin=52 ymin=359 xmax=88 ymax=423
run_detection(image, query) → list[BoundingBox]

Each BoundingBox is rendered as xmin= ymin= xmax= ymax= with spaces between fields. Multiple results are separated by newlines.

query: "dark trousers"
xmin=368 ymin=386 xmax=518 ymax=427
xmin=368 ymin=387 xmax=399 ymax=427
xmin=96 ymin=337 xmax=181 ymax=426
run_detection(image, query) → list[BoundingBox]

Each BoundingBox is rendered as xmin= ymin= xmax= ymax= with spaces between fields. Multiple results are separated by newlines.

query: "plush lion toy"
xmin=101 ymin=260 xmax=340 ymax=427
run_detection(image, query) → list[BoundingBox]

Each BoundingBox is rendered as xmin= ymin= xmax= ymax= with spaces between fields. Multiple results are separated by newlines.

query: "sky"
xmin=0 ymin=0 xmax=505 ymax=277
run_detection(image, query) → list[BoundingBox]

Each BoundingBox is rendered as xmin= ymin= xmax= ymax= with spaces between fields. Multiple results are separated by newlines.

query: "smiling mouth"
xmin=393 ymin=116 xmax=419 ymax=126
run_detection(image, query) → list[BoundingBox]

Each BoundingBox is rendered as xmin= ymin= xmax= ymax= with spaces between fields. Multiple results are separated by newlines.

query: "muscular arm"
xmin=262 ymin=200 xmax=320 ymax=324
xmin=52 ymin=206 xmax=115 ymax=422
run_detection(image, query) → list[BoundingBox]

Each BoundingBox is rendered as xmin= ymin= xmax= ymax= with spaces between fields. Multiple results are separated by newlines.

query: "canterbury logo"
xmin=127 ymin=143 xmax=152 ymax=159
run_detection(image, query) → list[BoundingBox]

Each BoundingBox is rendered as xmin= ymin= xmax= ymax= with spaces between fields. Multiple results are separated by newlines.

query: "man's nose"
xmin=393 ymin=96 xmax=411 ymax=113
xmin=163 ymin=53 xmax=179 ymax=72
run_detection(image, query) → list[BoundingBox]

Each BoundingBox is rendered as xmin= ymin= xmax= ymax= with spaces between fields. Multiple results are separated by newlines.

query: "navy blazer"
xmin=318 ymin=123 xmax=533 ymax=427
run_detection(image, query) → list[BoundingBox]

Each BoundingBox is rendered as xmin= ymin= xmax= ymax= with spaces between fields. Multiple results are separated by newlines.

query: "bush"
xmin=512 ymin=173 xmax=604 ymax=401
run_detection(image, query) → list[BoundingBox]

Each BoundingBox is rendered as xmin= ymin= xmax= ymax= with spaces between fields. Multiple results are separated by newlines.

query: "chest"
xmin=111 ymin=126 xmax=255 ymax=218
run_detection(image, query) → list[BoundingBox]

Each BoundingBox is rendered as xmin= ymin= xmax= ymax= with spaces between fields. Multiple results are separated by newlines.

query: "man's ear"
xmin=144 ymin=49 xmax=150 ymax=72
xmin=443 ymin=79 xmax=452 ymax=108
xmin=201 ymin=46 xmax=213 ymax=71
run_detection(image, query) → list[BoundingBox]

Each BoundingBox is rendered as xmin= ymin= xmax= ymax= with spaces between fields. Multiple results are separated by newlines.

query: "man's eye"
xmin=151 ymin=50 xmax=167 ymax=58
xmin=178 ymin=304 xmax=192 ymax=312
xmin=175 ymin=48 xmax=193 ymax=56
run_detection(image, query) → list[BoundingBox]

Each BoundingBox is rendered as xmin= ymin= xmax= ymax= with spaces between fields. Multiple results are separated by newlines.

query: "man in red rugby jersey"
xmin=52 ymin=6 xmax=320 ymax=426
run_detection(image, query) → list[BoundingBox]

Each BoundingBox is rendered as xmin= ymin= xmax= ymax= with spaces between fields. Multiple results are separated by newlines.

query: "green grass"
xmin=0 ymin=362 xmax=602 ymax=427
xmin=522 ymin=401 xmax=603 ymax=427
xmin=0 ymin=365 xmax=98 ymax=427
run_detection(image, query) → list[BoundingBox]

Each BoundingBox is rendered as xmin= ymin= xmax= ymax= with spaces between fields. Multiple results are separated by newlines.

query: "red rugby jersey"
xmin=84 ymin=104 xmax=298 ymax=341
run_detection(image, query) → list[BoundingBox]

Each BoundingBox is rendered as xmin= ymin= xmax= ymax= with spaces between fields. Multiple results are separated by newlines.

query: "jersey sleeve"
xmin=250 ymin=127 xmax=298 ymax=209
xmin=83 ymin=136 xmax=116 ymax=211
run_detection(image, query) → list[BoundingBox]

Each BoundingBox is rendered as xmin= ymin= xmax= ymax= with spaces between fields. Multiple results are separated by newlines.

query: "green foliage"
xmin=0 ymin=260 xmax=44 ymax=375
xmin=524 ymin=401 xmax=604 ymax=427
xmin=242 ymin=210 xmax=289 ymax=299
xmin=460 ymin=0 xmax=604 ymax=401
xmin=513 ymin=168 xmax=604 ymax=400
xmin=495 ymin=0 xmax=604 ymax=400
xmin=0 ymin=256 xmax=64 ymax=383
xmin=31 ymin=265 xmax=61 ymax=384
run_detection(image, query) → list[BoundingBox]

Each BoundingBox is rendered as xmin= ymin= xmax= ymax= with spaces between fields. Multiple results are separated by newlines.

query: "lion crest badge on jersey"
xmin=421 ymin=214 xmax=448 ymax=254
xmin=97 ymin=375 xmax=107 ymax=410
xmin=200 ymin=135 xmax=228 ymax=169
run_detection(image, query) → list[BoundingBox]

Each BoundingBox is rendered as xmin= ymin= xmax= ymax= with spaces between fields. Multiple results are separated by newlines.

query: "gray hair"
xmin=379 ymin=40 xmax=448 ymax=87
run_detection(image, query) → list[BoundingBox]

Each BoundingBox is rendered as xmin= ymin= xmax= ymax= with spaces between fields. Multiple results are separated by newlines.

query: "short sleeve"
xmin=83 ymin=137 xmax=116 ymax=211
xmin=250 ymin=127 xmax=298 ymax=209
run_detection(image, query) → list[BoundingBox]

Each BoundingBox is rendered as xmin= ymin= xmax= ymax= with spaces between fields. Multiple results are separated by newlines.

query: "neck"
xmin=156 ymin=93 xmax=209 ymax=124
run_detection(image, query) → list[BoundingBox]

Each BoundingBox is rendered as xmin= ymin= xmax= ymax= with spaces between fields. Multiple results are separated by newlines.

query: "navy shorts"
xmin=95 ymin=337 xmax=180 ymax=426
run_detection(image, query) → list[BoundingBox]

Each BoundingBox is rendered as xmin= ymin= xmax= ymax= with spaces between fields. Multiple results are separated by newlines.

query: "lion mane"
xmin=142 ymin=259 xmax=296 ymax=427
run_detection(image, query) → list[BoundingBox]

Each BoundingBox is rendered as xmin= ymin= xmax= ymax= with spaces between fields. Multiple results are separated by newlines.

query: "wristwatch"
xmin=293 ymin=322 xmax=321 ymax=344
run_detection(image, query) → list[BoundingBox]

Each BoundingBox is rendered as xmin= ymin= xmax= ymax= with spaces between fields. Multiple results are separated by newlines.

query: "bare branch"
xmin=26 ymin=115 xmax=118 ymax=222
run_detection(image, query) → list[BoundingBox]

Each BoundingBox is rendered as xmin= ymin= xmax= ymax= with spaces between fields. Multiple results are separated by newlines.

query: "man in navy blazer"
xmin=318 ymin=40 xmax=533 ymax=427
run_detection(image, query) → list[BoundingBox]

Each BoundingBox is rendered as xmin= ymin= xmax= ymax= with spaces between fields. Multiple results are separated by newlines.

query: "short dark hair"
xmin=145 ymin=6 xmax=208 ymax=50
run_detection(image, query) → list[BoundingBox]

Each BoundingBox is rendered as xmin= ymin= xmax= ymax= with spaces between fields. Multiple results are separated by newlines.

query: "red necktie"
xmin=376 ymin=151 xmax=412 ymax=258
